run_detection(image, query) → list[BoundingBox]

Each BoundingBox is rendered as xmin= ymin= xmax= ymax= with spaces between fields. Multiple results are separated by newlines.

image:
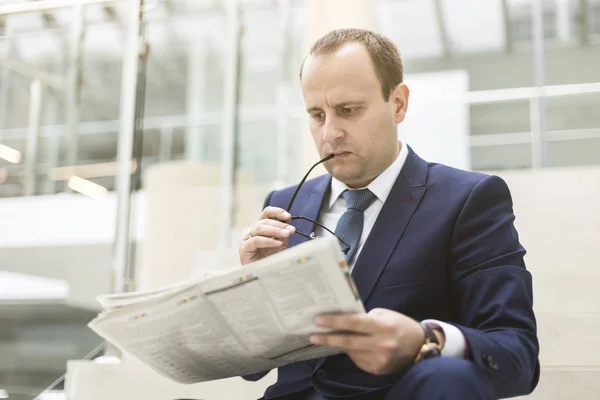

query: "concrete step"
xmin=537 ymin=313 xmax=600 ymax=365
xmin=514 ymin=366 xmax=600 ymax=400
xmin=65 ymin=360 xmax=277 ymax=400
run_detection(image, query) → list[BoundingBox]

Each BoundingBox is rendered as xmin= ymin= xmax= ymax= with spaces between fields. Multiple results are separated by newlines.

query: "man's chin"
xmin=328 ymin=167 xmax=361 ymax=185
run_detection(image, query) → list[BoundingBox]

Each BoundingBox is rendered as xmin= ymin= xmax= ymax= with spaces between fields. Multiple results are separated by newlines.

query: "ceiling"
xmin=0 ymin=0 xmax=598 ymax=197
xmin=0 ymin=0 xmax=597 ymax=131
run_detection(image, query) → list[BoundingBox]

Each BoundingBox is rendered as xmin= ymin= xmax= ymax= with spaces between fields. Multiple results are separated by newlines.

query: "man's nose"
xmin=321 ymin=116 xmax=344 ymax=142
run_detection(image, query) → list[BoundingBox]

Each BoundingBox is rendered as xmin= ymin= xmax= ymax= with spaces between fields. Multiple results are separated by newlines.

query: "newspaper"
xmin=88 ymin=236 xmax=365 ymax=384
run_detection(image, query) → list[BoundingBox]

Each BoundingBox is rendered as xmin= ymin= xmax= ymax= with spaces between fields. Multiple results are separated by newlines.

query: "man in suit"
xmin=238 ymin=28 xmax=539 ymax=400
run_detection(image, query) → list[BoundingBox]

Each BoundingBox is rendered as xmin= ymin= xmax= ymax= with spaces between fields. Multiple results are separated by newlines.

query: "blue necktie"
xmin=303 ymin=190 xmax=377 ymax=400
xmin=334 ymin=189 xmax=377 ymax=264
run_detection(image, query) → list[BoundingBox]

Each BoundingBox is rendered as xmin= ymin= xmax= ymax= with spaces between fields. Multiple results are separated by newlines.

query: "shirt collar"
xmin=328 ymin=141 xmax=409 ymax=210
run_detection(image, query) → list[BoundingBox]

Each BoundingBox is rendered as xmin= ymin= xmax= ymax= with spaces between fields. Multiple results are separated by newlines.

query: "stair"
xmin=499 ymin=166 xmax=600 ymax=399
xmin=537 ymin=313 xmax=600 ymax=365
xmin=512 ymin=313 xmax=600 ymax=399
xmin=515 ymin=366 xmax=600 ymax=400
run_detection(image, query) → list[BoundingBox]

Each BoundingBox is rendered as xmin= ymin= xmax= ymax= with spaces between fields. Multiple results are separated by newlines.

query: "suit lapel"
xmin=288 ymin=175 xmax=331 ymax=248
xmin=351 ymin=148 xmax=428 ymax=304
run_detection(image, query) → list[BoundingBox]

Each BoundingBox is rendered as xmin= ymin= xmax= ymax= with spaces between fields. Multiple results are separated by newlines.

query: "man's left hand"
xmin=310 ymin=308 xmax=426 ymax=375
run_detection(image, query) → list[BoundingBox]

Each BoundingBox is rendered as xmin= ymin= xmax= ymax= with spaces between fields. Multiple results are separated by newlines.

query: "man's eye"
xmin=340 ymin=107 xmax=354 ymax=115
xmin=312 ymin=113 xmax=325 ymax=121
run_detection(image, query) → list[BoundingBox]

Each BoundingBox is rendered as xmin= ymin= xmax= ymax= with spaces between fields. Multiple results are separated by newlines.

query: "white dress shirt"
xmin=314 ymin=142 xmax=466 ymax=359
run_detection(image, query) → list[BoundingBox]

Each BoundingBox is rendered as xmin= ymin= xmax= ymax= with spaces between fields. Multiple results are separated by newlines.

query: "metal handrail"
xmin=0 ymin=0 xmax=117 ymax=16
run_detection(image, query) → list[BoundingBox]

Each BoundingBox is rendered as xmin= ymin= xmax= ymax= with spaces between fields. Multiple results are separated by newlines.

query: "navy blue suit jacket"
xmin=243 ymin=148 xmax=539 ymax=399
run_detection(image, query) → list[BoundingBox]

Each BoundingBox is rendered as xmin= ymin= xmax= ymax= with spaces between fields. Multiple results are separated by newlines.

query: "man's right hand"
xmin=239 ymin=207 xmax=296 ymax=265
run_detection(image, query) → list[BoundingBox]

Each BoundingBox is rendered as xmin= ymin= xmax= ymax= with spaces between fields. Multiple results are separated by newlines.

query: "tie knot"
xmin=342 ymin=189 xmax=376 ymax=212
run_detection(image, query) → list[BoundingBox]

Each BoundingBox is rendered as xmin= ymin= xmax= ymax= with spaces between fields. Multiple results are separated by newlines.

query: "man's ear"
xmin=392 ymin=83 xmax=410 ymax=124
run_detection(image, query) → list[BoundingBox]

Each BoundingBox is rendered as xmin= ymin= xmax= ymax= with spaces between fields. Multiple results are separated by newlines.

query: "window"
xmin=590 ymin=2 xmax=600 ymax=35
xmin=511 ymin=5 xmax=558 ymax=42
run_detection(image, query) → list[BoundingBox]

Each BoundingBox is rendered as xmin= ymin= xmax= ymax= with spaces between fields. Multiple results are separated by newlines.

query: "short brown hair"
xmin=300 ymin=28 xmax=404 ymax=101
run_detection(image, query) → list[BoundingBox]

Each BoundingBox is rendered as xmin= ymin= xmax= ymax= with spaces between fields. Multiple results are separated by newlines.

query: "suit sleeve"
xmin=447 ymin=175 xmax=540 ymax=398
xmin=240 ymin=190 xmax=276 ymax=382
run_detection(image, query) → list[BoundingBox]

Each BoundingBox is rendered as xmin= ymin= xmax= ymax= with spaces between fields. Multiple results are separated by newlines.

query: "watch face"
xmin=419 ymin=346 xmax=441 ymax=361
xmin=415 ymin=343 xmax=442 ymax=363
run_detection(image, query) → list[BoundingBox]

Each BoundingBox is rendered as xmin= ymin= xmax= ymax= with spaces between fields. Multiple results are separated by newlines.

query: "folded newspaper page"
xmin=88 ymin=236 xmax=365 ymax=384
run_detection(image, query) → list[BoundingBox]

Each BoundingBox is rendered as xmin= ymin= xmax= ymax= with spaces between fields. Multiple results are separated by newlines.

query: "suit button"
xmin=481 ymin=353 xmax=499 ymax=371
xmin=316 ymin=369 xmax=327 ymax=379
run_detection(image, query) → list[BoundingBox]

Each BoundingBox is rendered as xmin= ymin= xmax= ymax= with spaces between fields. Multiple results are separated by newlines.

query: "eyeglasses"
xmin=284 ymin=154 xmax=351 ymax=254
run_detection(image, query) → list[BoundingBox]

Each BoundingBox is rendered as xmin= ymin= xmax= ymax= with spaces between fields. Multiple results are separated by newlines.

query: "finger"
xmin=257 ymin=218 xmax=296 ymax=233
xmin=241 ymin=219 xmax=296 ymax=240
xmin=314 ymin=313 xmax=377 ymax=334
xmin=241 ymin=236 xmax=284 ymax=252
xmin=310 ymin=333 xmax=373 ymax=350
xmin=247 ymin=223 xmax=295 ymax=240
xmin=259 ymin=206 xmax=292 ymax=222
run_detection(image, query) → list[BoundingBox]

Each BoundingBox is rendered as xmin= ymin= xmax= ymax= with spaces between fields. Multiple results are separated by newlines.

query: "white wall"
xmin=399 ymin=70 xmax=470 ymax=170
xmin=0 ymin=192 xmax=146 ymax=247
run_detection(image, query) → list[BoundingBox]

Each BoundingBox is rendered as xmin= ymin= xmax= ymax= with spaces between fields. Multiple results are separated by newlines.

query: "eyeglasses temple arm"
xmin=285 ymin=154 xmax=334 ymax=212
xmin=291 ymin=215 xmax=351 ymax=254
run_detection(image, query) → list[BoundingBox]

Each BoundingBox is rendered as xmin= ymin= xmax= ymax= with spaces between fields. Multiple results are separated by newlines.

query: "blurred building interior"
xmin=0 ymin=0 xmax=599 ymax=399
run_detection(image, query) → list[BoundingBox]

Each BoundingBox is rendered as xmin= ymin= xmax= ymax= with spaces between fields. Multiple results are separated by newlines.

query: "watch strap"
xmin=414 ymin=322 xmax=444 ymax=363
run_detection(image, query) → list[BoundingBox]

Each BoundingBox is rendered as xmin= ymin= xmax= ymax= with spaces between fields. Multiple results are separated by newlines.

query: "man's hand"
xmin=239 ymin=207 xmax=296 ymax=265
xmin=310 ymin=308 xmax=427 ymax=375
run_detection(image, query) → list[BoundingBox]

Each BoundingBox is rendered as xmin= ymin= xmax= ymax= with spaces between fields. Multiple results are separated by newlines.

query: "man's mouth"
xmin=332 ymin=151 xmax=351 ymax=158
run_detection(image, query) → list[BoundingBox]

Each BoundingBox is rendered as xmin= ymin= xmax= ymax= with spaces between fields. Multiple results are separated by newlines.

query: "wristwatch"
xmin=413 ymin=322 xmax=444 ymax=363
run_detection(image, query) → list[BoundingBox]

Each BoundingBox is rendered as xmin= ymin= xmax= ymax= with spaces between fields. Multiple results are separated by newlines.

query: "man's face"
xmin=301 ymin=42 xmax=409 ymax=188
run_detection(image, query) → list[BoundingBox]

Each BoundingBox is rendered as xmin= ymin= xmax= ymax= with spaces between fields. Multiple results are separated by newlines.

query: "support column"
xmin=530 ymin=0 xmax=547 ymax=168
xmin=275 ymin=0 xmax=292 ymax=189
xmin=64 ymin=3 xmax=85 ymax=178
xmin=23 ymin=79 xmax=43 ymax=196
xmin=185 ymin=39 xmax=207 ymax=162
xmin=219 ymin=0 xmax=242 ymax=250
xmin=556 ymin=0 xmax=572 ymax=43
xmin=300 ymin=0 xmax=374 ymax=174
xmin=113 ymin=0 xmax=144 ymax=294
xmin=0 ymin=32 xmax=11 ymax=136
